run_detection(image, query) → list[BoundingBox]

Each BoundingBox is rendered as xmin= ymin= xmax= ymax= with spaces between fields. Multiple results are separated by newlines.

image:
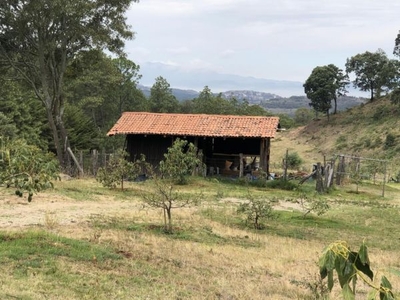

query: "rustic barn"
xmin=107 ymin=112 xmax=280 ymax=177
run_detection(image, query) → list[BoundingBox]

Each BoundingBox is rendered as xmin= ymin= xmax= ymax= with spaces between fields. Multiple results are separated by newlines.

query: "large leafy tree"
xmin=65 ymin=50 xmax=122 ymax=130
xmin=390 ymin=32 xmax=400 ymax=105
xmin=393 ymin=30 xmax=400 ymax=58
xmin=112 ymin=57 xmax=148 ymax=115
xmin=326 ymin=64 xmax=349 ymax=114
xmin=192 ymin=86 xmax=232 ymax=114
xmin=345 ymin=49 xmax=399 ymax=101
xmin=0 ymin=0 xmax=138 ymax=166
xmin=66 ymin=50 xmax=146 ymax=132
xmin=149 ymin=76 xmax=179 ymax=113
xmin=304 ymin=64 xmax=347 ymax=118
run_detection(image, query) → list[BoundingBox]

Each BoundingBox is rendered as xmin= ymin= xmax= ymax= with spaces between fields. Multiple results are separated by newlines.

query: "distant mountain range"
xmin=137 ymin=62 xmax=368 ymax=115
xmin=137 ymin=85 xmax=366 ymax=116
xmin=138 ymin=62 xmax=304 ymax=97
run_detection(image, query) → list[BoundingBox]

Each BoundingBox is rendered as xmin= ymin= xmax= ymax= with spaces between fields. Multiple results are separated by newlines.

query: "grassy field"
xmin=0 ymin=175 xmax=400 ymax=300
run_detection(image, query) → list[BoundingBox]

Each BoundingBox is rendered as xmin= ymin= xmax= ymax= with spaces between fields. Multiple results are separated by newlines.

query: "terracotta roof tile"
xmin=107 ymin=112 xmax=280 ymax=138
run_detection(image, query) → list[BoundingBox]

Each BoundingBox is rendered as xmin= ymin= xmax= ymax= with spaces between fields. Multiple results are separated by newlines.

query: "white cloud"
xmin=220 ymin=49 xmax=235 ymax=58
xmin=126 ymin=0 xmax=400 ymax=83
xmin=166 ymin=46 xmax=190 ymax=54
xmin=149 ymin=60 xmax=180 ymax=68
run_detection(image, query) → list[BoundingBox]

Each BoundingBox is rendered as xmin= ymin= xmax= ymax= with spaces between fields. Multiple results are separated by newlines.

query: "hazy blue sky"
xmin=125 ymin=0 xmax=399 ymax=83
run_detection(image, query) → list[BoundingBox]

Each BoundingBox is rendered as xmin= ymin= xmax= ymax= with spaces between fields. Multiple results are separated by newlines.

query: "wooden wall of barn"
xmin=126 ymin=134 xmax=174 ymax=166
xmin=125 ymin=134 xmax=270 ymax=174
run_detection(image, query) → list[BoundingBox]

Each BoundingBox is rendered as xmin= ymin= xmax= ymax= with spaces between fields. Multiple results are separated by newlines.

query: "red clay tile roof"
xmin=108 ymin=112 xmax=280 ymax=138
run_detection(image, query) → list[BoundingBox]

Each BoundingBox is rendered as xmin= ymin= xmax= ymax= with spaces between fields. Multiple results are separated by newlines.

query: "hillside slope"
xmin=270 ymin=97 xmax=400 ymax=175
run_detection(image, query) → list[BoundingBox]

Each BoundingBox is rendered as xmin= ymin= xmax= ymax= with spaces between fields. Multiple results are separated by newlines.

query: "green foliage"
xmin=373 ymin=105 xmax=392 ymax=121
xmin=265 ymin=179 xmax=298 ymax=190
xmin=188 ymin=86 xmax=270 ymax=116
xmin=0 ymin=72 xmax=48 ymax=148
xmin=384 ymin=133 xmax=396 ymax=149
xmin=0 ymin=0 xmax=139 ymax=165
xmin=285 ymin=152 xmax=303 ymax=169
xmin=96 ymin=150 xmax=144 ymax=189
xmin=65 ymin=51 xmax=147 ymax=144
xmin=346 ymin=49 xmax=400 ymax=101
xmin=237 ymin=194 xmax=274 ymax=229
xmin=192 ymin=86 xmax=230 ymax=115
xmin=319 ymin=241 xmax=395 ymax=299
xmin=294 ymin=107 xmax=314 ymax=125
xmin=0 ymin=138 xmax=59 ymax=201
xmin=390 ymin=88 xmax=400 ymax=105
xmin=160 ymin=138 xmax=203 ymax=185
xmin=295 ymin=192 xmax=330 ymax=218
xmin=141 ymin=178 xmax=201 ymax=233
xmin=64 ymin=104 xmax=101 ymax=150
xmin=277 ymin=113 xmax=295 ymax=129
xmin=149 ymin=76 xmax=179 ymax=113
xmin=336 ymin=135 xmax=348 ymax=150
xmin=0 ymin=230 xmax=120 ymax=262
xmin=304 ymin=64 xmax=348 ymax=116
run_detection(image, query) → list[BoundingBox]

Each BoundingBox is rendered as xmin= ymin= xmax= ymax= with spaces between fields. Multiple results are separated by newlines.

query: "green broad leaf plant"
xmin=319 ymin=241 xmax=395 ymax=300
xmin=0 ymin=138 xmax=59 ymax=202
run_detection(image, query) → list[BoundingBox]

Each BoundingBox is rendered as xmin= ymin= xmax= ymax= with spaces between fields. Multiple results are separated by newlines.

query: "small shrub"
xmin=141 ymin=177 xmax=201 ymax=233
xmin=237 ymin=194 xmax=274 ymax=230
xmin=336 ymin=135 xmax=347 ymax=144
xmin=0 ymin=138 xmax=59 ymax=201
xmin=285 ymin=152 xmax=303 ymax=170
xmin=296 ymin=192 xmax=329 ymax=218
xmin=384 ymin=133 xmax=396 ymax=150
xmin=96 ymin=150 xmax=143 ymax=189
xmin=160 ymin=138 xmax=203 ymax=185
xmin=373 ymin=105 xmax=391 ymax=121
xmin=265 ymin=179 xmax=298 ymax=190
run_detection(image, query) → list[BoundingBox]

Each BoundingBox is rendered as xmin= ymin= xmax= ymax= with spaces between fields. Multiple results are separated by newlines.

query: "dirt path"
xmin=0 ymin=192 xmax=139 ymax=229
xmin=0 ymin=191 xmax=305 ymax=230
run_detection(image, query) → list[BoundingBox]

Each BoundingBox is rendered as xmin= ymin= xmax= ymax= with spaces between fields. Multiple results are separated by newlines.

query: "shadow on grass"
xmin=89 ymin=215 xmax=262 ymax=248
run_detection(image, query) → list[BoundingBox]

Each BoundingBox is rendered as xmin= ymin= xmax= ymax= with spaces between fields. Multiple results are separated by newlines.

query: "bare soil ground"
xmin=0 ymin=189 xmax=304 ymax=230
xmin=0 ymin=187 xmax=139 ymax=230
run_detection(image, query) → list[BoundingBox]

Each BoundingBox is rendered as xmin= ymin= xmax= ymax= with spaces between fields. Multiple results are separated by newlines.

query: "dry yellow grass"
xmin=3 ymin=97 xmax=400 ymax=299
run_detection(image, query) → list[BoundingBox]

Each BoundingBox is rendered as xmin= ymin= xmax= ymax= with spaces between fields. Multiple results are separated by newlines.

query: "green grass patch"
xmin=0 ymin=230 xmax=121 ymax=263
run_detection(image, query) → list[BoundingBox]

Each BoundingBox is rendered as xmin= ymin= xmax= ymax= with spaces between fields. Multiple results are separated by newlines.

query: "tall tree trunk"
xmin=333 ymin=97 xmax=337 ymax=114
xmin=166 ymin=208 xmax=172 ymax=233
xmin=370 ymin=82 xmax=374 ymax=101
xmin=46 ymin=108 xmax=63 ymax=164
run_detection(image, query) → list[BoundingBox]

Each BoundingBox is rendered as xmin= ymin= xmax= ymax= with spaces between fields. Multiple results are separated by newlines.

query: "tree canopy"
xmin=0 ymin=0 xmax=139 ymax=165
xmin=345 ymin=49 xmax=399 ymax=101
xmin=149 ymin=76 xmax=179 ymax=113
xmin=303 ymin=64 xmax=348 ymax=118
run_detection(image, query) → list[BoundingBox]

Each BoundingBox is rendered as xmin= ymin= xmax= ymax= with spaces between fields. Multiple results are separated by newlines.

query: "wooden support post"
xmin=92 ymin=149 xmax=98 ymax=176
xmin=239 ymin=153 xmax=243 ymax=178
xmin=382 ymin=161 xmax=387 ymax=197
xmin=79 ymin=150 xmax=83 ymax=173
xmin=316 ymin=162 xmax=324 ymax=193
xmin=336 ymin=155 xmax=345 ymax=186
xmin=265 ymin=138 xmax=270 ymax=176
xmin=67 ymin=147 xmax=84 ymax=177
xmin=283 ymin=149 xmax=289 ymax=181
xmin=259 ymin=138 xmax=268 ymax=174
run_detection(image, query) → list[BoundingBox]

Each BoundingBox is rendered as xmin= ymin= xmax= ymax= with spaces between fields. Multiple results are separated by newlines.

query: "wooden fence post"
xmin=67 ymin=147 xmax=84 ymax=177
xmin=316 ymin=162 xmax=324 ymax=193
